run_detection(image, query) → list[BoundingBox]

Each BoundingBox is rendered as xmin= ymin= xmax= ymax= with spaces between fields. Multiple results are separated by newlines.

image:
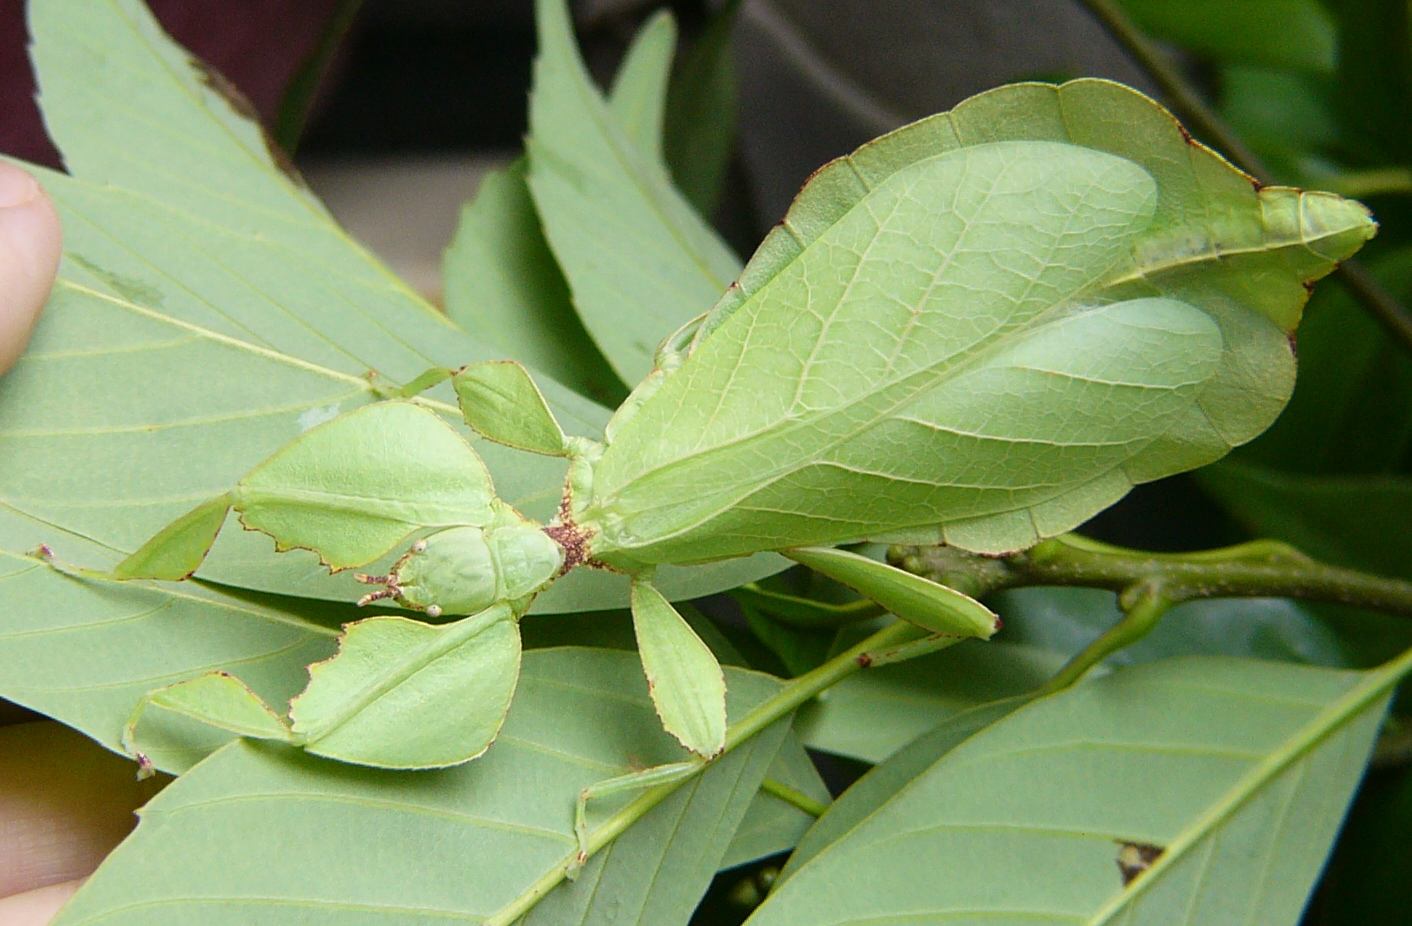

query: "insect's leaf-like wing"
xmin=748 ymin=654 xmax=1403 ymax=925
xmin=53 ymin=649 xmax=794 ymax=926
xmin=585 ymin=82 xmax=1374 ymax=562
xmin=288 ymin=606 xmax=520 ymax=769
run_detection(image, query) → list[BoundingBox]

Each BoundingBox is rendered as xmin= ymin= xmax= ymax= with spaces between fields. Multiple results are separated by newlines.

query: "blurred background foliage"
xmin=2 ymin=1 xmax=1409 ymax=921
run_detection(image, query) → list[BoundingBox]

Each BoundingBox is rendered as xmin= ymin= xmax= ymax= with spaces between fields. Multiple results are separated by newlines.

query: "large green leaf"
xmin=442 ymin=160 xmax=622 ymax=406
xmin=663 ymin=0 xmax=743 ymax=215
xmin=749 ymin=654 xmax=1404 ymax=925
xmin=1239 ymin=247 xmax=1412 ymax=474
xmin=8 ymin=0 xmax=598 ymax=593
xmin=441 ymin=7 xmax=682 ymax=408
xmin=719 ymin=727 xmax=831 ymax=870
xmin=584 ymin=80 xmax=1374 ymax=565
xmin=0 ymin=504 xmax=338 ymax=774
xmin=4 ymin=0 xmax=780 ymax=616
xmin=527 ymin=0 xmax=742 ymax=384
xmin=794 ymin=642 xmax=1060 ymax=763
xmin=782 ymin=696 xmax=1027 ymax=883
xmin=1119 ymin=0 xmax=1336 ymax=72
xmin=609 ymin=10 xmax=677 ymax=165
xmin=53 ymin=649 xmax=795 ymax=926
xmin=1201 ymin=462 xmax=1412 ymax=581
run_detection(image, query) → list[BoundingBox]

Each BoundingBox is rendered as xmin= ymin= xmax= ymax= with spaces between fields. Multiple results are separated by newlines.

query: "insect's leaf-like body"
xmin=581 ymin=83 xmax=1375 ymax=564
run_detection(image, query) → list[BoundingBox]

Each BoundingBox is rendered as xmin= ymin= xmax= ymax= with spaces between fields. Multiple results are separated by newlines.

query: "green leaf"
xmin=996 ymin=586 xmax=1354 ymax=669
xmin=0 ymin=505 xmax=338 ymax=775
xmin=442 ymin=160 xmax=624 ymax=407
xmin=630 ymin=580 xmax=728 ymax=756
xmin=1119 ymin=0 xmax=1336 ymax=72
xmin=609 ymin=9 xmax=676 ymax=164
xmin=583 ymin=80 xmax=1374 ymax=565
xmin=288 ymin=606 xmax=520 ymax=769
xmin=441 ymin=7 xmax=683 ymax=409
xmin=664 ymin=0 xmax=742 ymax=215
xmin=54 ymin=649 xmax=795 ymax=926
xmin=528 ymin=0 xmax=742 ymax=384
xmin=784 ymin=546 xmax=998 ymax=639
xmin=721 ymin=729 xmax=831 ymax=869
xmin=782 ymin=696 xmax=1028 ymax=883
xmin=795 ymin=642 xmax=1061 ymax=763
xmin=749 ymin=654 xmax=1404 ymax=925
xmin=1201 ymin=462 xmax=1412 ymax=581
xmin=455 ymin=361 xmax=569 ymax=456
xmin=1240 ymin=247 xmax=1412 ymax=474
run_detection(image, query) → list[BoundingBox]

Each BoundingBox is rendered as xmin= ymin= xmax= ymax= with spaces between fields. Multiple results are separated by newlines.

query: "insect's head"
xmin=356 ymin=518 xmax=564 ymax=618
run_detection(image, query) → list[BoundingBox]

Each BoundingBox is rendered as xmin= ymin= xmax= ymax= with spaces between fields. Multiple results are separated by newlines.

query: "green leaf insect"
xmin=100 ymin=80 xmax=1373 ymax=774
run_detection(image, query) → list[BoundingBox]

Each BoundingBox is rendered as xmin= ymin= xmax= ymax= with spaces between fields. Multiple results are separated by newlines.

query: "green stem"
xmin=1036 ymin=584 xmax=1174 ymax=694
xmin=760 ymin=777 xmax=829 ymax=818
xmin=734 ymin=583 xmax=884 ymax=628
xmin=1077 ymin=0 xmax=1412 ymax=354
xmin=484 ymin=620 xmax=917 ymax=925
xmin=895 ymin=534 xmax=1412 ymax=619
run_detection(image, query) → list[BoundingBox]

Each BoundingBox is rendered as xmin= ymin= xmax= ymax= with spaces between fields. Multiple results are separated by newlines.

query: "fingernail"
xmin=0 ymin=164 xmax=39 ymax=209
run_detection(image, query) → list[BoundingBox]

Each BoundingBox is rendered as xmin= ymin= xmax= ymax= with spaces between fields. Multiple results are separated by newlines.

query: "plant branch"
xmin=1036 ymin=583 xmax=1174 ymax=694
xmin=761 ymin=777 xmax=829 ymax=817
xmin=485 ymin=620 xmax=920 ymax=925
xmin=1078 ymin=0 xmax=1412 ymax=354
xmin=892 ymin=534 xmax=1412 ymax=620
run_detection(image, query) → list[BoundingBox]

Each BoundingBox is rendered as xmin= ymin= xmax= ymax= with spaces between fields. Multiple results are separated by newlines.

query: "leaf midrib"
xmin=1088 ymin=650 xmax=1412 ymax=923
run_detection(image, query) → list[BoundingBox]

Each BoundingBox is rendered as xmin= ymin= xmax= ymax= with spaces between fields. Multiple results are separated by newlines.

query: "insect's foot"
xmin=354 ymin=574 xmax=402 ymax=607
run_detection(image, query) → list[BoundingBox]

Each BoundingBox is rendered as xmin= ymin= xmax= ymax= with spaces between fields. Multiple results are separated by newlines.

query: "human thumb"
xmin=0 ymin=162 xmax=62 ymax=375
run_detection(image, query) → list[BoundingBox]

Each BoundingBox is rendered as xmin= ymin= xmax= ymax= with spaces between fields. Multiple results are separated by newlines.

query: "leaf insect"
xmin=90 ymin=80 xmax=1372 ymax=782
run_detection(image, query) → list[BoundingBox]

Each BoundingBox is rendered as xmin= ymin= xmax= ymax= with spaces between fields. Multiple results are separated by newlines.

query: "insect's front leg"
xmin=569 ymin=761 xmax=700 ymax=879
xmin=365 ymin=366 xmax=456 ymax=400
